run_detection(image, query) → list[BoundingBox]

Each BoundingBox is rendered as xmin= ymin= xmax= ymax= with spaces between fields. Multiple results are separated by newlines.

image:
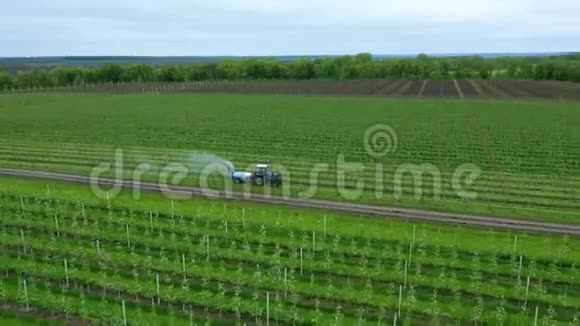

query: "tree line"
xmin=1 ymin=53 xmax=579 ymax=90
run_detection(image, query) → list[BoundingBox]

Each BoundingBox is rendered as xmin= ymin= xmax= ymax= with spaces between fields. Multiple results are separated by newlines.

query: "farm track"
xmin=2 ymin=168 xmax=580 ymax=236
xmin=418 ymin=81 xmax=460 ymax=98
xmin=466 ymin=80 xmax=489 ymax=97
xmin=417 ymin=80 xmax=428 ymax=97
xmin=399 ymin=81 xmax=423 ymax=96
xmin=457 ymin=80 xmax=479 ymax=97
xmin=392 ymin=81 xmax=413 ymax=96
xmin=452 ymin=80 xmax=464 ymax=99
xmin=6 ymin=79 xmax=578 ymax=100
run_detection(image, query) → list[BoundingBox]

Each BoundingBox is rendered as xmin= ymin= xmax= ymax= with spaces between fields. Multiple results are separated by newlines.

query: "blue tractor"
xmin=231 ymin=164 xmax=282 ymax=186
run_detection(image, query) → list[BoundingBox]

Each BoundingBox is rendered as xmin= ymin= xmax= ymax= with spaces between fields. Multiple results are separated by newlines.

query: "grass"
xmin=0 ymin=93 xmax=579 ymax=224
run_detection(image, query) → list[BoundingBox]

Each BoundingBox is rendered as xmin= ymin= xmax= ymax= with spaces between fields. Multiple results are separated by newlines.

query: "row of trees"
xmin=1 ymin=53 xmax=579 ymax=90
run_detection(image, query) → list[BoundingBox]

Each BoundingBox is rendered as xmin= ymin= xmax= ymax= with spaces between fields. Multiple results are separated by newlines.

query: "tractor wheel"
xmin=253 ymin=177 xmax=264 ymax=186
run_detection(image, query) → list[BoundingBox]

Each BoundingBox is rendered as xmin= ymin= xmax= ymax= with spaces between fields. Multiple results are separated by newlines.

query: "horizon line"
xmin=1 ymin=51 xmax=578 ymax=59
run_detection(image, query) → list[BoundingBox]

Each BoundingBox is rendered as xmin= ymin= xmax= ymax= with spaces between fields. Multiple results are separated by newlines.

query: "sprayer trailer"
xmin=231 ymin=164 xmax=282 ymax=186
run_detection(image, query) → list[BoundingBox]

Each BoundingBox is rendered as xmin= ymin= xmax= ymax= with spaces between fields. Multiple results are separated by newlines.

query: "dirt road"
xmin=1 ymin=168 xmax=579 ymax=236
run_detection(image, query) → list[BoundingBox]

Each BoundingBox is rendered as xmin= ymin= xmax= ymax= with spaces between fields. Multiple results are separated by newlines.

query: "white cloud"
xmin=0 ymin=0 xmax=578 ymax=56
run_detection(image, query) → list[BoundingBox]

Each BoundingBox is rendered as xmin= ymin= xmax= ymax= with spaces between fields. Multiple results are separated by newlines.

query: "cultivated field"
xmin=0 ymin=93 xmax=579 ymax=223
xmin=1 ymin=177 xmax=578 ymax=324
xmin=1 ymin=88 xmax=579 ymax=324
xmin=8 ymin=79 xmax=579 ymax=100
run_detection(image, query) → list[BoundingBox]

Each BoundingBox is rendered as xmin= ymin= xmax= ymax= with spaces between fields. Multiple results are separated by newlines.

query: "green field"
xmin=1 ymin=92 xmax=580 ymax=324
xmin=0 ymin=93 xmax=579 ymax=223
xmin=0 ymin=176 xmax=579 ymax=324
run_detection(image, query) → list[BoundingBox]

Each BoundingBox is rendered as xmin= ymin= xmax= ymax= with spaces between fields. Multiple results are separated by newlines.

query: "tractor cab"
xmin=254 ymin=164 xmax=271 ymax=176
xmin=250 ymin=163 xmax=282 ymax=186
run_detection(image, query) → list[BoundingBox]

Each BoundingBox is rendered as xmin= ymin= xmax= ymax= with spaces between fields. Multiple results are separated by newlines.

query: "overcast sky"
xmin=1 ymin=0 xmax=579 ymax=56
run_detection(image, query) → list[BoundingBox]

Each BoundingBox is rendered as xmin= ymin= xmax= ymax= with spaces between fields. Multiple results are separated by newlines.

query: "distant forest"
xmin=1 ymin=53 xmax=580 ymax=90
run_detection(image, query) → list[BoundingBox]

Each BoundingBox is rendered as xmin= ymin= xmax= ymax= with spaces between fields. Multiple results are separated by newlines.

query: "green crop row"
xmin=2 ymin=205 xmax=579 ymax=319
xmin=0 ymin=276 xmax=207 ymax=325
xmin=2 ymin=228 xmax=575 ymax=324
xmin=2 ymin=197 xmax=577 ymax=288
